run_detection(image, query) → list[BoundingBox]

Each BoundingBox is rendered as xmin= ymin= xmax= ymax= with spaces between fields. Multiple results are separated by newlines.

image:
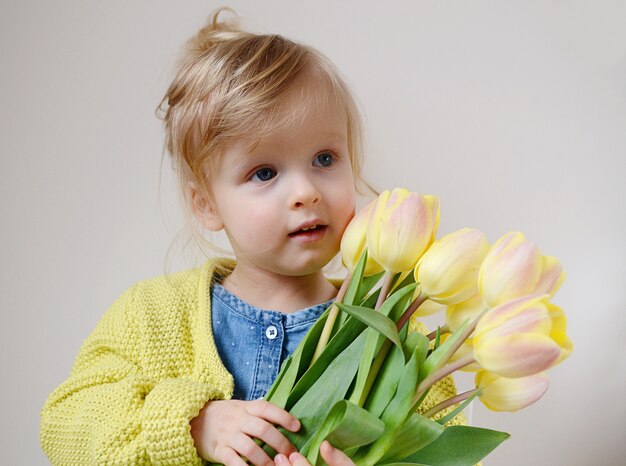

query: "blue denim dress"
xmin=211 ymin=283 xmax=334 ymax=400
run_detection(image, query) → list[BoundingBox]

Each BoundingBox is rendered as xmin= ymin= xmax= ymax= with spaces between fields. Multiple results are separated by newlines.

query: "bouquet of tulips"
xmin=262 ymin=188 xmax=573 ymax=466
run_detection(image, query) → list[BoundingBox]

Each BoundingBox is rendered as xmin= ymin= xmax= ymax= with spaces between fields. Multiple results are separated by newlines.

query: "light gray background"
xmin=2 ymin=1 xmax=625 ymax=464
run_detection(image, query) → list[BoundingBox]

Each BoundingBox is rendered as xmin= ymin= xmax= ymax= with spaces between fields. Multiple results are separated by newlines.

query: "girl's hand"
xmin=190 ymin=399 xmax=301 ymax=466
xmin=275 ymin=441 xmax=355 ymax=466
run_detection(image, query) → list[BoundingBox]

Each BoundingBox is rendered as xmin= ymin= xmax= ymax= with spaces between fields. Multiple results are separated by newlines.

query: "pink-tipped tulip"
xmin=473 ymin=294 xmax=573 ymax=378
xmin=476 ymin=370 xmax=550 ymax=412
xmin=415 ymin=228 xmax=490 ymax=305
xmin=478 ymin=231 xmax=566 ymax=307
xmin=340 ymin=199 xmax=384 ymax=276
xmin=366 ymin=188 xmax=440 ymax=273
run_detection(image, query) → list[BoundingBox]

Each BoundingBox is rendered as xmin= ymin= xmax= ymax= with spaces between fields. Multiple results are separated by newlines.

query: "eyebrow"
xmin=233 ymin=131 xmax=347 ymax=169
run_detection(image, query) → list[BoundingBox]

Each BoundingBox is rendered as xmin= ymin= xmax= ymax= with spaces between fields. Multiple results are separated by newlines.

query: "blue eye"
xmin=251 ymin=167 xmax=276 ymax=182
xmin=314 ymin=152 xmax=334 ymax=167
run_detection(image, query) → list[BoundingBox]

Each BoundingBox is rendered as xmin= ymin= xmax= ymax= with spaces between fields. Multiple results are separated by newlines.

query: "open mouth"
xmin=288 ymin=225 xmax=328 ymax=236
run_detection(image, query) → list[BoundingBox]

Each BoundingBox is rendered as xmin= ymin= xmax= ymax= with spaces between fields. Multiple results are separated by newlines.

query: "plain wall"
xmin=1 ymin=1 xmax=625 ymax=464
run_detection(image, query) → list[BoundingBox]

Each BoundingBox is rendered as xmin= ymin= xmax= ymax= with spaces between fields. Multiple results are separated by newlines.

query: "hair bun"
xmin=185 ymin=7 xmax=244 ymax=58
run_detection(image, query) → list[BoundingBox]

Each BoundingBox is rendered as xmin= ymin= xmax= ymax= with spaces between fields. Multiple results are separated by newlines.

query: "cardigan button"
xmin=265 ymin=325 xmax=278 ymax=339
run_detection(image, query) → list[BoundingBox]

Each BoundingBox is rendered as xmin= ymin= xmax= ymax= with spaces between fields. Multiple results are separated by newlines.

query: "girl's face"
xmin=201 ymin=80 xmax=356 ymax=278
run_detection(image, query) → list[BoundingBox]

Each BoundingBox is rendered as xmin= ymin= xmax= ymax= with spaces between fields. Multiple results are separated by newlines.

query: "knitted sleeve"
xmin=40 ymin=284 xmax=220 ymax=466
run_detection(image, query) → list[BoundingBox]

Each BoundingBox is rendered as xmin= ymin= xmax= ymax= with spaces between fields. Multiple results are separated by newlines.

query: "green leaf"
xmin=380 ymin=337 xmax=425 ymax=426
xmin=351 ymin=335 xmax=429 ymax=466
xmin=286 ymin=333 xmax=367 ymax=450
xmin=286 ymin=316 xmax=366 ymax=409
xmin=380 ymin=284 xmax=418 ymax=323
xmin=347 ymin=284 xmax=417 ymax=406
xmin=356 ymin=270 xmax=385 ymax=304
xmin=335 ymin=303 xmax=403 ymax=350
xmin=378 ymin=413 xmax=444 ymax=463
xmin=265 ymin=310 xmax=330 ymax=408
xmin=306 ymin=400 xmax=385 ymax=466
xmin=402 ymin=426 xmax=510 ymax=466
xmin=343 ymin=249 xmax=369 ymax=306
xmin=391 ymin=270 xmax=417 ymax=294
xmin=420 ymin=318 xmax=470 ymax=381
xmin=434 ymin=327 xmax=441 ymax=350
xmin=361 ymin=340 xmax=405 ymax=418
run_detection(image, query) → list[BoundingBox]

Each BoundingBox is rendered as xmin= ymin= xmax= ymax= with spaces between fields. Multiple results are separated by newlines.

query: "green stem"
xmin=425 ymin=306 xmax=489 ymax=381
xmin=375 ymin=270 xmax=396 ymax=310
xmin=310 ymin=270 xmax=352 ymax=366
xmin=413 ymin=354 xmax=476 ymax=404
xmin=396 ymin=292 xmax=429 ymax=331
xmin=422 ymin=387 xmax=480 ymax=419
xmin=426 ymin=324 xmax=450 ymax=341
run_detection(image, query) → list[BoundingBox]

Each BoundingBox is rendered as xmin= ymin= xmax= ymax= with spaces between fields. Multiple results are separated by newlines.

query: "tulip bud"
xmin=446 ymin=292 xmax=487 ymax=331
xmin=340 ymin=199 xmax=384 ymax=276
xmin=478 ymin=231 xmax=566 ymax=307
xmin=415 ymin=228 xmax=490 ymax=305
xmin=476 ymin=371 xmax=549 ymax=412
xmin=367 ymin=188 xmax=440 ymax=273
xmin=473 ymin=294 xmax=573 ymax=378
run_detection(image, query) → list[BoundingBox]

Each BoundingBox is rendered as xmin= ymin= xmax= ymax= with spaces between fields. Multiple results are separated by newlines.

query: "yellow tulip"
xmin=415 ymin=228 xmax=490 ymax=305
xmin=366 ymin=188 xmax=440 ymax=273
xmin=340 ymin=199 xmax=384 ymax=276
xmin=476 ymin=370 xmax=549 ymax=412
xmin=473 ymin=293 xmax=572 ymax=378
xmin=445 ymin=292 xmax=487 ymax=331
xmin=478 ymin=231 xmax=566 ymax=307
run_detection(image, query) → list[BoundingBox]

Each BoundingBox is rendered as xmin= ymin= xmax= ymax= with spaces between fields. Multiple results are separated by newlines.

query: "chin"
xmin=292 ymin=253 xmax=338 ymax=276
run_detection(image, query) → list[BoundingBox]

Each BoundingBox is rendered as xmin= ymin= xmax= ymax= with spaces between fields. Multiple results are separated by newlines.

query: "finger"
xmin=288 ymin=451 xmax=312 ymax=466
xmin=320 ymin=441 xmax=354 ymax=466
xmin=247 ymin=400 xmax=301 ymax=432
xmin=245 ymin=417 xmax=297 ymax=456
xmin=220 ymin=446 xmax=249 ymax=466
xmin=232 ymin=433 xmax=274 ymax=466
xmin=275 ymin=453 xmax=294 ymax=466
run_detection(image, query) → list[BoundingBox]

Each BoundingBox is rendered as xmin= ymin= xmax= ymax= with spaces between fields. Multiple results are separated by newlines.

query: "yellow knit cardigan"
xmin=40 ymin=258 xmax=465 ymax=465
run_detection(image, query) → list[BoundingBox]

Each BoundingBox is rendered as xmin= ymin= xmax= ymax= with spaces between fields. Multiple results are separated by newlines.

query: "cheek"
xmin=239 ymin=203 xmax=282 ymax=238
xmin=333 ymin=182 xmax=357 ymax=231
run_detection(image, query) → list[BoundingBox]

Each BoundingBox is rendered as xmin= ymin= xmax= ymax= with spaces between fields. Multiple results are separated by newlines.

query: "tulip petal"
xmin=478 ymin=232 xmax=543 ymax=307
xmin=367 ymin=189 xmax=439 ymax=273
xmin=474 ymin=333 xmax=562 ymax=378
xmin=489 ymin=303 xmax=552 ymax=337
xmin=416 ymin=228 xmax=490 ymax=305
xmin=446 ymin=293 xmax=487 ymax=331
xmin=544 ymin=302 xmax=573 ymax=363
xmin=412 ymin=299 xmax=446 ymax=317
xmin=340 ymin=199 xmax=375 ymax=270
xmin=536 ymin=255 xmax=566 ymax=297
xmin=476 ymin=371 xmax=550 ymax=412
xmin=474 ymin=293 xmax=550 ymax=337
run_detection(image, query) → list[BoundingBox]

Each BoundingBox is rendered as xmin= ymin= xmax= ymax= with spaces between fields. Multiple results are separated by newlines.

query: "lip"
xmin=289 ymin=219 xmax=327 ymax=236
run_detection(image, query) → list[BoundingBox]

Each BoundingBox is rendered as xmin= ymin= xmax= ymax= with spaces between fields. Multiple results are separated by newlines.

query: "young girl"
xmin=40 ymin=8 xmax=463 ymax=466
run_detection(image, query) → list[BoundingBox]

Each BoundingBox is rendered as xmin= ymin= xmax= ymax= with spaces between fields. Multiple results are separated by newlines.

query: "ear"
xmin=186 ymin=181 xmax=224 ymax=231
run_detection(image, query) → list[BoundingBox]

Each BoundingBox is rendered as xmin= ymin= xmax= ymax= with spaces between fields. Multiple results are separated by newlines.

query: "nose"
xmin=289 ymin=174 xmax=321 ymax=209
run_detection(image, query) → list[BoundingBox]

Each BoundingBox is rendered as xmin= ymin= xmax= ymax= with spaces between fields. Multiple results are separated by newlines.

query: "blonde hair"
xmin=157 ymin=7 xmax=375 ymax=273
